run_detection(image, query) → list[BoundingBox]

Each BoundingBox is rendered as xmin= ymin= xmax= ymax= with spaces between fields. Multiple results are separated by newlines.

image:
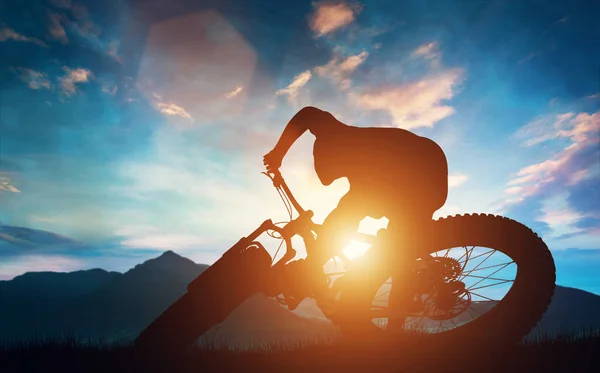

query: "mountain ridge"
xmin=1 ymin=250 xmax=599 ymax=346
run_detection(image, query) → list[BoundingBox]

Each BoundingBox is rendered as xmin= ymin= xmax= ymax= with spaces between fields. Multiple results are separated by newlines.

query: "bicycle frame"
xmin=226 ymin=170 xmax=377 ymax=272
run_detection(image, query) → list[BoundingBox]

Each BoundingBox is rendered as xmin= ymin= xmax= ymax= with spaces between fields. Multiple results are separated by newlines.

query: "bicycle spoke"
xmin=462 ymin=274 xmax=514 ymax=282
xmin=464 ymin=249 xmax=496 ymax=263
xmin=461 ymin=260 xmax=514 ymax=275
xmin=467 ymin=305 xmax=485 ymax=316
xmin=469 ymin=292 xmax=497 ymax=302
xmin=468 ymin=280 xmax=513 ymax=292
xmin=466 ymin=261 xmax=514 ymax=289
xmin=456 ymin=246 xmax=475 ymax=264
xmin=465 ymin=307 xmax=477 ymax=321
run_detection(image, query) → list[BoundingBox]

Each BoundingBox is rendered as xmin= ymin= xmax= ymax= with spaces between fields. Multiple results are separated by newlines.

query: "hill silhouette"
xmin=0 ymin=250 xmax=598 ymax=346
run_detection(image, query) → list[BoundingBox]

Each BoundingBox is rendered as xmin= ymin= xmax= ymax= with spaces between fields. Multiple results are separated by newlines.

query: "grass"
xmin=0 ymin=330 xmax=598 ymax=373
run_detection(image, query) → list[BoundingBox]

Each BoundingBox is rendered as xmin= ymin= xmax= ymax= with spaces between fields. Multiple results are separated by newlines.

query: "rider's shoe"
xmin=281 ymin=259 xmax=329 ymax=310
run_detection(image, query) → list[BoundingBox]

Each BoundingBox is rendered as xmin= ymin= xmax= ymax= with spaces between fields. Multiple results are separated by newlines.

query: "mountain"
xmin=0 ymin=250 xmax=598 ymax=346
xmin=0 ymin=250 xmax=331 ymax=345
xmin=532 ymin=286 xmax=600 ymax=336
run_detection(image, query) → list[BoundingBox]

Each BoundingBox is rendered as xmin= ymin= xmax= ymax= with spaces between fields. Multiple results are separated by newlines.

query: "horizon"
xmin=3 ymin=248 xmax=599 ymax=298
xmin=1 ymin=0 xmax=599 ymax=295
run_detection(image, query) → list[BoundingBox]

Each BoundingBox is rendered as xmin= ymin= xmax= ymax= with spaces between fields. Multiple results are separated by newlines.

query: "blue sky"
xmin=0 ymin=0 xmax=598 ymax=294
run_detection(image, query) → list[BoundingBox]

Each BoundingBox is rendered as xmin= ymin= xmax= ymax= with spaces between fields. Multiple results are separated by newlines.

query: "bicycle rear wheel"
xmin=334 ymin=213 xmax=556 ymax=348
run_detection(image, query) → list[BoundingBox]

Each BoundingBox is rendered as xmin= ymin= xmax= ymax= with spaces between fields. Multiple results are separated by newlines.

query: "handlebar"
xmin=263 ymin=169 xmax=377 ymax=245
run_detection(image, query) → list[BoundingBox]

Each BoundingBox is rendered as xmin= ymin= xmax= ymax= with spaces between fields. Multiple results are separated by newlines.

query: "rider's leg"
xmin=308 ymin=190 xmax=368 ymax=268
xmin=385 ymin=205 xmax=438 ymax=333
xmin=283 ymin=190 xmax=366 ymax=305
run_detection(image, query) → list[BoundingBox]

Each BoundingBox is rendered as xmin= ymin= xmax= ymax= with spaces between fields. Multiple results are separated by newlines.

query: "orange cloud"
xmin=225 ymin=86 xmax=243 ymax=99
xmin=355 ymin=68 xmax=464 ymax=129
xmin=314 ymin=51 xmax=368 ymax=89
xmin=276 ymin=70 xmax=312 ymax=102
xmin=309 ymin=1 xmax=362 ymax=37
xmin=59 ymin=66 xmax=93 ymax=95
xmin=151 ymin=93 xmax=193 ymax=121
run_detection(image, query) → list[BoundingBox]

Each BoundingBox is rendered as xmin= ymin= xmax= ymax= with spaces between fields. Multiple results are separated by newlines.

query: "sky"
xmin=0 ymin=0 xmax=599 ymax=294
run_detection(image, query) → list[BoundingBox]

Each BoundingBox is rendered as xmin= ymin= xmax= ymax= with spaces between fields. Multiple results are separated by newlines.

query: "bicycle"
xmin=134 ymin=169 xmax=556 ymax=354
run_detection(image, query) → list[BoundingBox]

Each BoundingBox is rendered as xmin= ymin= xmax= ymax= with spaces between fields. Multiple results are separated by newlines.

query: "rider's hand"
xmin=263 ymin=149 xmax=283 ymax=173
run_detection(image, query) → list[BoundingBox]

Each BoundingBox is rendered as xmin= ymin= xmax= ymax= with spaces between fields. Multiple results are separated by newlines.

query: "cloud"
xmin=113 ymin=125 xmax=353 ymax=260
xmin=448 ymin=172 xmax=468 ymax=188
xmin=314 ymin=51 xmax=369 ymax=90
xmin=153 ymin=102 xmax=194 ymax=121
xmin=148 ymin=93 xmax=194 ymax=122
xmin=500 ymin=110 xmax=600 ymax=238
xmin=12 ymin=67 xmax=52 ymax=90
xmin=58 ymin=66 xmax=93 ymax=95
xmin=0 ymin=27 xmax=48 ymax=47
xmin=309 ymin=1 xmax=362 ymax=37
xmin=354 ymin=68 xmax=464 ymax=129
xmin=412 ymin=41 xmax=441 ymax=61
xmin=225 ymin=86 xmax=243 ymax=99
xmin=276 ymin=70 xmax=312 ymax=102
xmin=107 ymin=40 xmax=121 ymax=63
xmin=121 ymin=234 xmax=207 ymax=251
xmin=0 ymin=173 xmax=20 ymax=193
xmin=538 ymin=207 xmax=582 ymax=227
xmin=513 ymin=112 xmax=578 ymax=146
xmin=102 ymin=84 xmax=118 ymax=95
xmin=47 ymin=12 xmax=69 ymax=44
xmin=586 ymin=93 xmax=600 ymax=100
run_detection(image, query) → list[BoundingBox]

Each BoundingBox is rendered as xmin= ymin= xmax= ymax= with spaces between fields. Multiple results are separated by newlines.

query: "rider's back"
xmin=314 ymin=123 xmax=447 ymax=194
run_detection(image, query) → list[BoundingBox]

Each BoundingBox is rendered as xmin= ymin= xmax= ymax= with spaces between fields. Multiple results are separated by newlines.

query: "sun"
xmin=341 ymin=216 xmax=389 ymax=260
xmin=342 ymin=240 xmax=372 ymax=259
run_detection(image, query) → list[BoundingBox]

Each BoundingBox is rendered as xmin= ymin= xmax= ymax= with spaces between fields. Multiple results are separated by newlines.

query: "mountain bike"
xmin=134 ymin=169 xmax=556 ymax=354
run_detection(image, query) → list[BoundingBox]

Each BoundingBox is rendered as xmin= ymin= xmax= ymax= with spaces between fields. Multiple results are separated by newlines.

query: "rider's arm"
xmin=272 ymin=106 xmax=337 ymax=158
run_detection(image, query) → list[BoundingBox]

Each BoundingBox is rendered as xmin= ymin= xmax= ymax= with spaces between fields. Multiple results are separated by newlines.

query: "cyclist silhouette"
xmin=264 ymin=106 xmax=449 ymax=321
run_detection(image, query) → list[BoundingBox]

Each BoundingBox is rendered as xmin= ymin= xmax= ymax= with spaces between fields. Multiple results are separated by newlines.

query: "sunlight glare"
xmin=342 ymin=240 xmax=371 ymax=260
xmin=341 ymin=217 xmax=389 ymax=260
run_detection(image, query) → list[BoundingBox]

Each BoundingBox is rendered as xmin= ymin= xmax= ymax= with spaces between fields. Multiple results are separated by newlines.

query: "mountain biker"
xmin=263 ymin=106 xmax=449 ymax=325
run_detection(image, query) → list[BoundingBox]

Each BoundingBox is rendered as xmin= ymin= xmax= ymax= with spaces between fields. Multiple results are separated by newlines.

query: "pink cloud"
xmin=314 ymin=51 xmax=368 ymax=89
xmin=59 ymin=66 xmax=93 ymax=95
xmin=412 ymin=41 xmax=441 ymax=63
xmin=47 ymin=12 xmax=69 ymax=44
xmin=354 ymin=68 xmax=464 ymax=129
xmin=309 ymin=1 xmax=362 ymax=37
xmin=12 ymin=67 xmax=52 ymax=90
xmin=499 ymin=110 xmax=600 ymax=235
xmin=0 ymin=27 xmax=48 ymax=47
xmin=514 ymin=112 xmax=598 ymax=146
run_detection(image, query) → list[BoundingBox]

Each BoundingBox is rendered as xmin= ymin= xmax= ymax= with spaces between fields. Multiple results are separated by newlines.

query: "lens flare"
xmin=341 ymin=240 xmax=371 ymax=260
